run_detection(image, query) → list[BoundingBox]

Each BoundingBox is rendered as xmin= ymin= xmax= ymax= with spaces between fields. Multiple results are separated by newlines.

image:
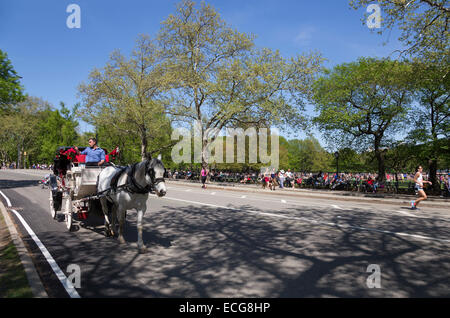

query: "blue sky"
xmin=0 ymin=0 xmax=404 ymax=141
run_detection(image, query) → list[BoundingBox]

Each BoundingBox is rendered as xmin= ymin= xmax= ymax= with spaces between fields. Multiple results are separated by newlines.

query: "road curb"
xmin=0 ymin=200 xmax=48 ymax=298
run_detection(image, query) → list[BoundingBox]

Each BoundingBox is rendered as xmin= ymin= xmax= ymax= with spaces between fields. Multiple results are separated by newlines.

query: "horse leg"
xmin=136 ymin=208 xmax=147 ymax=254
xmin=117 ymin=206 xmax=126 ymax=245
xmin=100 ymin=197 xmax=113 ymax=237
xmin=110 ymin=203 xmax=118 ymax=237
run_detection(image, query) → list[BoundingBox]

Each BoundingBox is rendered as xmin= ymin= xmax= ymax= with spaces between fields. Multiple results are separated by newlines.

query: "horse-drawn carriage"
xmin=47 ymin=145 xmax=167 ymax=253
xmin=48 ymin=146 xmax=118 ymax=231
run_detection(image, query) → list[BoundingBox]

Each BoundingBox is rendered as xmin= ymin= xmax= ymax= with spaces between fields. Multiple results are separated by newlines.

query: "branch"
xmin=420 ymin=0 xmax=450 ymax=14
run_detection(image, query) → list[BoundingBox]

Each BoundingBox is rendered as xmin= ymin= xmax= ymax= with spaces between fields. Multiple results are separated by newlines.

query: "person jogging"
xmin=411 ymin=165 xmax=432 ymax=210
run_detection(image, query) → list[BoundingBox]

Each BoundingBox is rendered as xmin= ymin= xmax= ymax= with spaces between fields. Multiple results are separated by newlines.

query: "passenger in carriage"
xmin=74 ymin=138 xmax=106 ymax=166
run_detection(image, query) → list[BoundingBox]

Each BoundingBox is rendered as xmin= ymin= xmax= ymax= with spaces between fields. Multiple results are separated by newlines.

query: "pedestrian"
xmin=288 ymin=169 xmax=295 ymax=188
xmin=270 ymin=169 xmax=277 ymax=190
xmin=446 ymin=173 xmax=450 ymax=196
xmin=201 ymin=166 xmax=208 ymax=189
xmin=279 ymin=170 xmax=285 ymax=189
xmin=411 ymin=165 xmax=432 ymax=210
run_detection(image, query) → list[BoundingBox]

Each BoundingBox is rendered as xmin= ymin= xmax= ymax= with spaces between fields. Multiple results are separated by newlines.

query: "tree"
xmin=1 ymin=97 xmax=51 ymax=168
xmin=312 ymin=57 xmax=414 ymax=182
xmin=334 ymin=148 xmax=366 ymax=173
xmin=37 ymin=102 xmax=79 ymax=163
xmin=0 ymin=49 xmax=25 ymax=111
xmin=350 ymin=0 xmax=450 ymax=63
xmin=158 ymin=0 xmax=323 ymax=170
xmin=407 ymin=60 xmax=450 ymax=192
xmin=287 ymin=137 xmax=332 ymax=172
xmin=78 ymin=35 xmax=172 ymax=161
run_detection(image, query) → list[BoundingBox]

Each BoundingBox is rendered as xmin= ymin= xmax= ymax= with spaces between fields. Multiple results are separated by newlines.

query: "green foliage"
xmin=349 ymin=0 xmax=450 ymax=63
xmin=286 ymin=137 xmax=332 ymax=172
xmin=0 ymin=50 xmax=25 ymax=111
xmin=158 ymin=0 xmax=324 ymax=168
xmin=406 ymin=59 xmax=450 ymax=191
xmin=333 ymin=148 xmax=367 ymax=172
xmin=0 ymin=97 xmax=50 ymax=167
xmin=312 ymin=57 xmax=414 ymax=180
xmin=0 ymin=97 xmax=79 ymax=166
xmin=36 ymin=103 xmax=79 ymax=163
xmin=78 ymin=35 xmax=173 ymax=162
xmin=408 ymin=60 xmax=449 ymax=144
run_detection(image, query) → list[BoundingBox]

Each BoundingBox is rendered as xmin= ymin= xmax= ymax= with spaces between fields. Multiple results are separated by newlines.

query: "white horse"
xmin=97 ymin=155 xmax=167 ymax=253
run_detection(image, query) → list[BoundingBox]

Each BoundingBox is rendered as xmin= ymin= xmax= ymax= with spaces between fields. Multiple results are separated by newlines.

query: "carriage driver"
xmin=74 ymin=138 xmax=106 ymax=166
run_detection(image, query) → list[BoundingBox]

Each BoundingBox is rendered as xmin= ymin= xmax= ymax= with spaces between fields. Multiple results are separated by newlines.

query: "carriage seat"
xmin=75 ymin=154 xmax=110 ymax=163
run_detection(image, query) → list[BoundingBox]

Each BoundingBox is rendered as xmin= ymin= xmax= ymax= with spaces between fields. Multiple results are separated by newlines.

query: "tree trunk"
xmin=428 ymin=158 xmax=440 ymax=194
xmin=374 ymin=137 xmax=386 ymax=182
xmin=141 ymin=134 xmax=149 ymax=162
xmin=395 ymin=172 xmax=399 ymax=194
xmin=201 ymin=139 xmax=209 ymax=171
xmin=17 ymin=143 xmax=22 ymax=169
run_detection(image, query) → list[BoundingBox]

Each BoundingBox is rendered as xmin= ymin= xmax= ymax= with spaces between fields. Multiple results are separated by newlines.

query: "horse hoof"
xmin=105 ymin=230 xmax=113 ymax=237
xmin=118 ymin=237 xmax=126 ymax=244
xmin=138 ymin=246 xmax=147 ymax=254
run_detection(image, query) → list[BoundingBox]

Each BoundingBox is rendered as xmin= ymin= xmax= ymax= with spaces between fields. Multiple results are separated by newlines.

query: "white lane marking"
xmin=211 ymin=192 xmax=216 ymax=195
xmin=0 ymin=190 xmax=12 ymax=207
xmin=167 ymin=185 xmax=450 ymax=220
xmin=170 ymin=185 xmax=357 ymax=210
xmin=160 ymin=196 xmax=302 ymax=221
xmin=159 ymin=195 xmax=450 ymax=244
xmin=11 ymin=209 xmax=81 ymax=298
xmin=281 ymin=200 xmax=287 ymax=203
xmin=397 ymin=210 xmax=416 ymax=217
xmin=1 ymin=191 xmax=80 ymax=298
xmin=185 ymin=189 xmax=192 ymax=192
xmin=332 ymin=205 xmax=344 ymax=210
xmin=169 ymin=186 xmax=331 ymax=208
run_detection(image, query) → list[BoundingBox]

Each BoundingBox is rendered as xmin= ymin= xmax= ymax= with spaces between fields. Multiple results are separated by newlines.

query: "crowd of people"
xmin=166 ymin=168 xmax=450 ymax=196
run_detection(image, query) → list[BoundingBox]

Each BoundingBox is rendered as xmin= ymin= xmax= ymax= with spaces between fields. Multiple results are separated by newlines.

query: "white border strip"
xmin=0 ymin=190 xmax=80 ymax=298
xmin=0 ymin=190 xmax=12 ymax=207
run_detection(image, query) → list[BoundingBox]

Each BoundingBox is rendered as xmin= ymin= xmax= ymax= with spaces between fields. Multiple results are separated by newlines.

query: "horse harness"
xmin=96 ymin=161 xmax=164 ymax=199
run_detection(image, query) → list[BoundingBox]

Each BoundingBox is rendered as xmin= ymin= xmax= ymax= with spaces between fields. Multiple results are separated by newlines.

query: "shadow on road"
xmin=19 ymin=202 xmax=450 ymax=298
xmin=0 ymin=179 xmax=40 ymax=190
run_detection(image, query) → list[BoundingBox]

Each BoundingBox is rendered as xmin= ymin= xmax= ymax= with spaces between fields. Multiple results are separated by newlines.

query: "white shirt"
xmin=416 ymin=173 xmax=423 ymax=186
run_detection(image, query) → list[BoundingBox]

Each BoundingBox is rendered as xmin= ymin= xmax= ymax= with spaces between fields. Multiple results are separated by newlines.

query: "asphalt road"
xmin=1 ymin=169 xmax=449 ymax=298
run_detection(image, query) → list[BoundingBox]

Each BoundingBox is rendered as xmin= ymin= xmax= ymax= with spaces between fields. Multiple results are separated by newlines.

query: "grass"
xmin=0 ymin=212 xmax=34 ymax=298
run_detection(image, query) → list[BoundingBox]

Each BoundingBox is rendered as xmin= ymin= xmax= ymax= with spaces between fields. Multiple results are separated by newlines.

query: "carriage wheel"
xmin=65 ymin=194 xmax=73 ymax=231
xmin=49 ymin=190 xmax=57 ymax=220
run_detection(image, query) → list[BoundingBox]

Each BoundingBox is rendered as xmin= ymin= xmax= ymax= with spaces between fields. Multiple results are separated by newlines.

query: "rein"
xmin=126 ymin=161 xmax=153 ymax=194
xmin=108 ymin=160 xmax=164 ymax=195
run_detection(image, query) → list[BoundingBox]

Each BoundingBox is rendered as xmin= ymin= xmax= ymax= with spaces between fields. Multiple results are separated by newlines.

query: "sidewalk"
xmin=167 ymin=179 xmax=450 ymax=209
